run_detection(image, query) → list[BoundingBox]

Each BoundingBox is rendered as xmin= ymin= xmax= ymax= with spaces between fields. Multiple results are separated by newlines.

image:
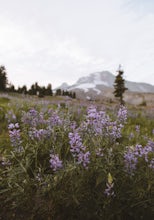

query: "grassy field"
xmin=0 ymin=94 xmax=154 ymax=220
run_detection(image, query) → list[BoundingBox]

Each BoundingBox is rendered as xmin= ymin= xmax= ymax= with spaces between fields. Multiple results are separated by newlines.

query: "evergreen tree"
xmin=72 ymin=92 xmax=76 ymax=99
xmin=29 ymin=84 xmax=36 ymax=95
xmin=46 ymin=83 xmax=53 ymax=96
xmin=55 ymin=89 xmax=62 ymax=96
xmin=22 ymin=85 xmax=27 ymax=94
xmin=113 ymin=65 xmax=127 ymax=104
xmin=7 ymin=83 xmax=15 ymax=92
xmin=0 ymin=65 xmax=8 ymax=91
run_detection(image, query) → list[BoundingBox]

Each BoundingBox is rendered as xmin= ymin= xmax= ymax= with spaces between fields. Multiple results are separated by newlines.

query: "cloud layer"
xmin=0 ymin=0 xmax=154 ymax=88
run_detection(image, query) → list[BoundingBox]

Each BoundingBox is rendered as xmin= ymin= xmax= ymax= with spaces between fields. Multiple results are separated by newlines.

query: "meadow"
xmin=0 ymin=94 xmax=154 ymax=220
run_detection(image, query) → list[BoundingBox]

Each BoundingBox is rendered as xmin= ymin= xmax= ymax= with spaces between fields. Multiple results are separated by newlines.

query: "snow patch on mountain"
xmin=93 ymin=88 xmax=101 ymax=94
xmin=73 ymin=83 xmax=94 ymax=92
xmin=71 ymin=83 xmax=101 ymax=94
xmin=93 ymin=72 xmax=109 ymax=86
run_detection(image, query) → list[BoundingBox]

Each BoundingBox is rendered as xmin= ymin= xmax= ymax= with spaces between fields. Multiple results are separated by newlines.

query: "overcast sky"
xmin=0 ymin=0 xmax=154 ymax=88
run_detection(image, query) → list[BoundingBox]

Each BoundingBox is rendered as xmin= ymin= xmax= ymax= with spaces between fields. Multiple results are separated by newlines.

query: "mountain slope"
xmin=57 ymin=71 xmax=154 ymax=94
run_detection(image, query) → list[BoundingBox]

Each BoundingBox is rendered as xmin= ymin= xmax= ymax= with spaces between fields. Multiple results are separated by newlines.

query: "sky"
xmin=0 ymin=0 xmax=154 ymax=89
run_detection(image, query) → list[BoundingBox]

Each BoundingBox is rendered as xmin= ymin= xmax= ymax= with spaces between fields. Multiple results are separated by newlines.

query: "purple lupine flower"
xmin=21 ymin=110 xmax=38 ymax=127
xmin=133 ymin=143 xmax=153 ymax=162
xmin=108 ymin=122 xmax=123 ymax=140
xmin=68 ymin=131 xmax=90 ymax=168
xmin=134 ymin=144 xmax=144 ymax=157
xmin=1 ymin=157 xmax=11 ymax=166
xmin=143 ymin=140 xmax=154 ymax=162
xmin=70 ymin=122 xmax=77 ymax=131
xmin=87 ymin=105 xmax=98 ymax=120
xmin=47 ymin=111 xmax=62 ymax=126
xmin=117 ymin=105 xmax=127 ymax=123
xmin=69 ymin=131 xmax=86 ymax=155
xmin=124 ymin=147 xmax=138 ymax=175
xmin=96 ymin=148 xmax=104 ymax=157
xmin=29 ymin=109 xmax=38 ymax=117
xmin=85 ymin=106 xmax=109 ymax=136
xmin=104 ymin=173 xmax=115 ymax=197
xmin=36 ymin=173 xmax=42 ymax=182
xmin=124 ymin=142 xmax=154 ymax=175
xmin=149 ymin=159 xmax=154 ymax=170
xmin=29 ymin=128 xmax=51 ymax=140
xmin=85 ymin=105 xmax=125 ymax=142
xmin=135 ymin=125 xmax=140 ymax=133
xmin=8 ymin=123 xmax=22 ymax=148
xmin=49 ymin=154 xmax=63 ymax=172
xmin=8 ymin=123 xmax=15 ymax=130
xmin=129 ymin=132 xmax=134 ymax=140
xmin=6 ymin=110 xmax=16 ymax=123
xmin=21 ymin=109 xmax=47 ymax=128
xmin=146 ymin=140 xmax=154 ymax=152
xmin=104 ymin=183 xmax=115 ymax=197
xmin=78 ymin=151 xmax=90 ymax=168
xmin=14 ymin=123 xmax=19 ymax=128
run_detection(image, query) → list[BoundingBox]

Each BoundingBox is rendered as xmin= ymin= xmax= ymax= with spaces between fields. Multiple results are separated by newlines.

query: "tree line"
xmin=0 ymin=65 xmax=76 ymax=98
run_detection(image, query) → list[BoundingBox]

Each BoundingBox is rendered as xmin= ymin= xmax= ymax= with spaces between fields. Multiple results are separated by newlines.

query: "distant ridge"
xmin=56 ymin=71 xmax=154 ymax=94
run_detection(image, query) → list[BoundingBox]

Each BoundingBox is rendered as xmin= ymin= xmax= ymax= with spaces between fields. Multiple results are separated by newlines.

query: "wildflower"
xmin=6 ymin=110 xmax=16 ymax=123
xmin=96 ymin=148 xmax=104 ymax=157
xmin=149 ymin=159 xmax=154 ymax=170
xmin=69 ymin=131 xmax=85 ymax=155
xmin=117 ymin=105 xmax=127 ymax=123
xmin=29 ymin=128 xmax=50 ymax=140
xmin=104 ymin=183 xmax=115 ymax=197
xmin=49 ymin=154 xmax=63 ymax=172
xmin=36 ymin=173 xmax=42 ymax=182
xmin=86 ymin=106 xmax=108 ymax=135
xmin=87 ymin=105 xmax=98 ymax=120
xmin=70 ymin=122 xmax=77 ymax=130
xmin=85 ymin=105 xmax=125 ymax=142
xmin=68 ymin=131 xmax=90 ymax=168
xmin=146 ymin=140 xmax=154 ymax=152
xmin=124 ymin=142 xmax=154 ymax=175
xmin=108 ymin=122 xmax=123 ymax=140
xmin=29 ymin=109 xmax=38 ymax=117
xmin=124 ymin=146 xmax=138 ymax=175
xmin=104 ymin=173 xmax=115 ymax=197
xmin=8 ymin=123 xmax=22 ymax=148
xmin=129 ymin=132 xmax=134 ymax=140
xmin=8 ymin=123 xmax=15 ymax=130
xmin=78 ymin=151 xmax=90 ymax=168
xmin=47 ymin=111 xmax=62 ymax=127
xmin=1 ymin=157 xmax=11 ymax=166
xmin=135 ymin=125 xmax=140 ymax=133
xmin=144 ymin=140 xmax=154 ymax=162
xmin=21 ymin=108 xmax=48 ymax=128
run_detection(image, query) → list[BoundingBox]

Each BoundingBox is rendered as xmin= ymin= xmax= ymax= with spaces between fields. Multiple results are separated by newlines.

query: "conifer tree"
xmin=113 ymin=65 xmax=127 ymax=104
xmin=0 ymin=65 xmax=8 ymax=91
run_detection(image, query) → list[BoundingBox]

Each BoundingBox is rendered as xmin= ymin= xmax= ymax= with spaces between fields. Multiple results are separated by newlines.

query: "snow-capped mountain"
xmin=56 ymin=71 xmax=154 ymax=94
xmin=57 ymin=82 xmax=69 ymax=90
xmin=69 ymin=71 xmax=114 ymax=94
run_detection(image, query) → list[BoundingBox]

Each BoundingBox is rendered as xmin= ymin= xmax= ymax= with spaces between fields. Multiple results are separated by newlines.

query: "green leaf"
xmin=108 ymin=173 xmax=113 ymax=184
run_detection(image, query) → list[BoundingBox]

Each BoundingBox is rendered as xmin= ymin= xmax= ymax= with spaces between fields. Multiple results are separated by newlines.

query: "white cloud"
xmin=0 ymin=0 xmax=154 ymax=88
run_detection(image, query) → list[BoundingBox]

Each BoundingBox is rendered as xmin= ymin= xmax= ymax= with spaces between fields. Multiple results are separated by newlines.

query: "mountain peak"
xmin=56 ymin=82 xmax=69 ymax=90
xmin=56 ymin=71 xmax=154 ymax=94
